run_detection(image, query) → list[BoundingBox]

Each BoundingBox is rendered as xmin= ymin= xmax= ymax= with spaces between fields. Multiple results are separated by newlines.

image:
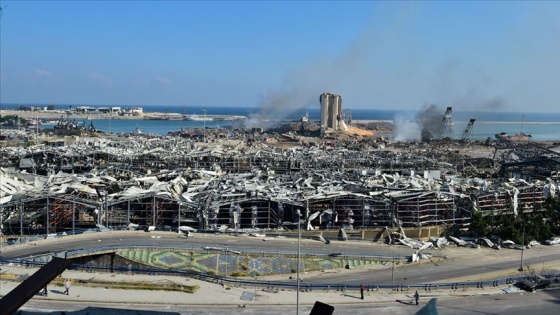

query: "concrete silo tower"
xmin=319 ymin=92 xmax=343 ymax=137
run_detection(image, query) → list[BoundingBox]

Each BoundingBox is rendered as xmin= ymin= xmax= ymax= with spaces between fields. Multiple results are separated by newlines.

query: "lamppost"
xmin=519 ymin=219 xmax=525 ymax=271
xmin=203 ymin=109 xmax=207 ymax=143
xmin=0 ymin=206 xmax=3 ymax=253
xmin=296 ymin=209 xmax=302 ymax=315
xmin=391 ymin=238 xmax=395 ymax=288
xmin=224 ymin=243 xmax=228 ymax=283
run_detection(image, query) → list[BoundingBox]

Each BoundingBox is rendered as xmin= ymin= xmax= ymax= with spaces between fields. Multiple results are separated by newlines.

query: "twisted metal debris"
xmin=1 ymin=129 xmax=559 ymax=235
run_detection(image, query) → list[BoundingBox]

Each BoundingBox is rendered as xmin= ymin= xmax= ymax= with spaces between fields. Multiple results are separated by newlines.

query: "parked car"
xmin=544 ymin=237 xmax=560 ymax=245
xmin=6 ymin=238 xmax=20 ymax=245
xmin=518 ymin=276 xmax=551 ymax=292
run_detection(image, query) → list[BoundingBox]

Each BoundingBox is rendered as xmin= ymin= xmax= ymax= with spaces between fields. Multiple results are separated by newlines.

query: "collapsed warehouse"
xmin=1 ymin=131 xmax=559 ymax=236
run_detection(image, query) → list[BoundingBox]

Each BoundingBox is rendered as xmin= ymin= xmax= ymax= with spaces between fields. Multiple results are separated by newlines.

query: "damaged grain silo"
xmin=319 ymin=92 xmax=343 ymax=137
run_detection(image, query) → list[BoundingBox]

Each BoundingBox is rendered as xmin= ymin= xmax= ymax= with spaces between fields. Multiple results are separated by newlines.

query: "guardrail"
xmin=8 ymin=243 xmax=410 ymax=265
xmin=1 ymin=258 xmax=558 ymax=293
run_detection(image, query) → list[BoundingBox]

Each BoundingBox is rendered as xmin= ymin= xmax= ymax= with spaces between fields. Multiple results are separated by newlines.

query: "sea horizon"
xmin=3 ymin=103 xmax=560 ymax=121
xmin=2 ymin=103 xmax=559 ymax=141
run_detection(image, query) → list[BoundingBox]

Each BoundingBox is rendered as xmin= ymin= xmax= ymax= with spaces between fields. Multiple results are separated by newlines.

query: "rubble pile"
xmin=0 ymin=130 xmax=559 ymax=235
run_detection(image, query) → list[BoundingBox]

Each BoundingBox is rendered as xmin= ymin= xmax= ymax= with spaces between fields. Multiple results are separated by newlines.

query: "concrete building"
xmin=319 ymin=93 xmax=342 ymax=137
xmin=122 ymin=107 xmax=143 ymax=115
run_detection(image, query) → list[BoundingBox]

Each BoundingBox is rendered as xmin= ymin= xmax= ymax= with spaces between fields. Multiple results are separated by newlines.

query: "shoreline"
xmin=353 ymin=119 xmax=560 ymax=125
xmin=3 ymin=110 xmax=559 ymax=124
xmin=0 ymin=110 xmax=144 ymax=120
xmin=0 ymin=110 xmax=246 ymax=121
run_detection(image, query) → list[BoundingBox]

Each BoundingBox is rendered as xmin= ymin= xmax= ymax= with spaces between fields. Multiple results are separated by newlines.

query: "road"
xmin=17 ymin=287 xmax=560 ymax=315
xmin=3 ymin=231 xmax=560 ymax=315
xmin=2 ymin=231 xmax=559 ymax=287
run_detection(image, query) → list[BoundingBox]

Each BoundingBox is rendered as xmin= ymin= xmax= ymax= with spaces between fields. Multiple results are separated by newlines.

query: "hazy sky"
xmin=1 ymin=1 xmax=559 ymax=112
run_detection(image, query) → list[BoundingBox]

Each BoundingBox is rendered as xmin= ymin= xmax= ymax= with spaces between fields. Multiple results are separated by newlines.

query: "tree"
xmin=470 ymin=211 xmax=490 ymax=236
xmin=541 ymin=196 xmax=560 ymax=237
xmin=469 ymin=196 xmax=560 ymax=243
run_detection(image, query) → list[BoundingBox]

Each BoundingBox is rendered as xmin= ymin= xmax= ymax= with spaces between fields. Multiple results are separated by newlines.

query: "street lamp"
xmin=296 ymin=208 xmax=302 ymax=315
xmin=224 ymin=243 xmax=228 ymax=282
xmin=0 ymin=206 xmax=3 ymax=253
xmin=203 ymin=109 xmax=207 ymax=143
xmin=391 ymin=238 xmax=395 ymax=288
xmin=519 ymin=219 xmax=525 ymax=271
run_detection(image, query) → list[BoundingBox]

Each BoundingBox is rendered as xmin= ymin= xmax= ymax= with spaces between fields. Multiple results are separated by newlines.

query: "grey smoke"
xmin=245 ymin=15 xmax=377 ymax=129
xmin=482 ymin=96 xmax=506 ymax=111
xmin=246 ymin=2 xmax=558 ymax=132
xmin=244 ymin=87 xmax=319 ymax=130
xmin=393 ymin=114 xmax=421 ymax=142
xmin=394 ymin=104 xmax=450 ymax=142
xmin=416 ymin=104 xmax=447 ymax=141
xmin=453 ymin=82 xmax=508 ymax=111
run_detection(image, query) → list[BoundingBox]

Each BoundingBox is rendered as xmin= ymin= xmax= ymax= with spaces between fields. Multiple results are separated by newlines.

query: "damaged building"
xmin=1 ymin=128 xmax=559 ymax=237
xmin=319 ymin=92 xmax=344 ymax=137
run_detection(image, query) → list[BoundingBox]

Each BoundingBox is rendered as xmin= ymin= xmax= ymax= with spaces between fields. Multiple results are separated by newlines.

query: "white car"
xmin=544 ymin=237 xmax=560 ymax=245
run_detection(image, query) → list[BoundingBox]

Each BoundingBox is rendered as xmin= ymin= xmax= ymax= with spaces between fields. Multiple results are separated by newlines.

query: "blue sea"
xmin=4 ymin=104 xmax=560 ymax=141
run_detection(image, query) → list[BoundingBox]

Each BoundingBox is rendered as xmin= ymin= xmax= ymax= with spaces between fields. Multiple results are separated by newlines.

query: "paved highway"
xmin=0 ymin=231 xmax=415 ymax=259
xmin=2 ymin=231 xmax=559 ymax=288
xmin=4 ymin=231 xmax=560 ymax=315
xmin=17 ymin=287 xmax=560 ymax=315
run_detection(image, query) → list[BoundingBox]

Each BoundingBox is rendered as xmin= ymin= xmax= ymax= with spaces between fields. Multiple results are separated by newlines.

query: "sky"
xmin=0 ymin=1 xmax=559 ymax=113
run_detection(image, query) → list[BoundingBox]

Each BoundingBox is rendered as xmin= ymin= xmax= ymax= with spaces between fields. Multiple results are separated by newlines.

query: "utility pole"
xmin=0 ymin=2 xmax=6 ymax=137
xmin=203 ymin=109 xmax=207 ymax=143
xmin=391 ymin=240 xmax=395 ymax=288
xmin=519 ymin=219 xmax=525 ymax=271
xmin=296 ymin=208 xmax=302 ymax=315
xmin=105 ymin=190 xmax=109 ymax=228
xmin=0 ymin=0 xmax=6 ymax=242
xmin=224 ymin=243 xmax=228 ymax=284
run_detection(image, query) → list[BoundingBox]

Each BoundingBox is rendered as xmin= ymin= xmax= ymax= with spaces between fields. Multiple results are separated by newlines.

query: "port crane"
xmin=461 ymin=119 xmax=476 ymax=142
xmin=435 ymin=107 xmax=453 ymax=140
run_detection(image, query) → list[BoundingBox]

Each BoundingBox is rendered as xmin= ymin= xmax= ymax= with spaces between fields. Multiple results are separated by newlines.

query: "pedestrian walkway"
xmin=0 ymin=265 xmax=512 ymax=308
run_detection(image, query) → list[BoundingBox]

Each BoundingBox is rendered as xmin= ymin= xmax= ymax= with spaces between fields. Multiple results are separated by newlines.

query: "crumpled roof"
xmin=0 ymin=135 xmax=557 ymax=215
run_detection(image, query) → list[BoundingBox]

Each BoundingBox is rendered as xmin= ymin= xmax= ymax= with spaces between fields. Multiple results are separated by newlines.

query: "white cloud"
xmin=33 ymin=68 xmax=52 ymax=77
xmin=156 ymin=77 xmax=173 ymax=85
xmin=135 ymin=78 xmax=150 ymax=87
xmin=87 ymin=72 xmax=114 ymax=86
